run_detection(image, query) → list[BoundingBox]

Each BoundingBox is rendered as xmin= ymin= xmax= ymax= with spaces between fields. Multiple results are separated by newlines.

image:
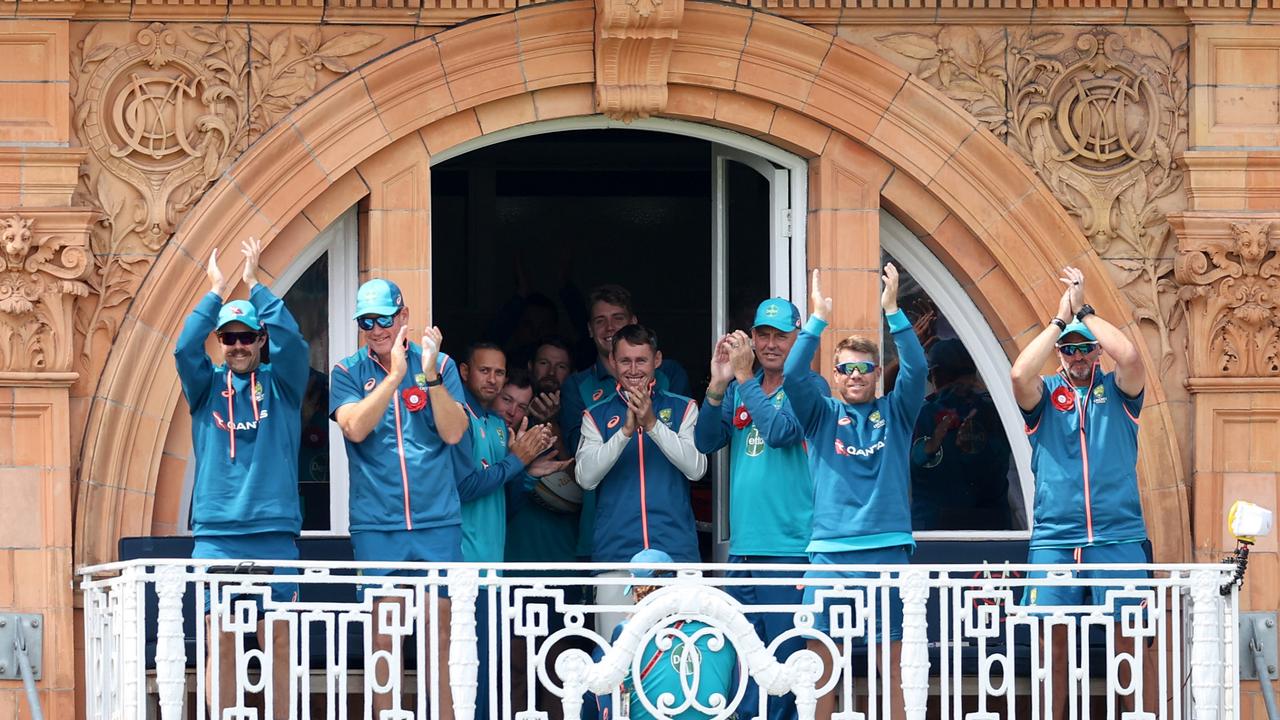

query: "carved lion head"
xmin=1230 ymin=221 xmax=1270 ymax=266
xmin=1 ymin=215 xmax=34 ymax=263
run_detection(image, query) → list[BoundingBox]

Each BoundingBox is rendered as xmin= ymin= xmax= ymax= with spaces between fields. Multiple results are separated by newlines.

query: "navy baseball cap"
xmin=1057 ymin=319 xmax=1097 ymax=343
xmin=216 ymin=300 xmax=262 ymax=331
xmin=353 ymin=279 xmax=404 ymax=319
xmin=624 ymin=547 xmax=675 ymax=594
xmin=753 ymin=298 xmax=801 ymax=331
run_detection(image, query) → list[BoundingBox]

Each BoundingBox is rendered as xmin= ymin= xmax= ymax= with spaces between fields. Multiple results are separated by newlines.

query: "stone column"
xmin=1170 ymin=21 xmax=1280 ymax=716
xmin=0 ymin=14 xmax=94 ymax=720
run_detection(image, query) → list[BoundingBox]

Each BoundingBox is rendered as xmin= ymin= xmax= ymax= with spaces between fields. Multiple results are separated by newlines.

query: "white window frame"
xmin=880 ymin=209 xmax=1034 ymax=540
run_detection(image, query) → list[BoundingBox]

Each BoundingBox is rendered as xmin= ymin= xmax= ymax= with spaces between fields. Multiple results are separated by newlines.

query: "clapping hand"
xmin=207 ymin=250 xmax=226 ymax=297
xmin=810 ymin=269 xmax=832 ymax=321
xmin=241 ymin=236 xmax=262 ymax=289
xmin=881 ymin=263 xmax=900 ymax=315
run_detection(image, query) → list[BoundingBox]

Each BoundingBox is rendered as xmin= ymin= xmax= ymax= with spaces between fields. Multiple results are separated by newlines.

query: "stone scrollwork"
xmin=70 ymin=22 xmax=384 ymax=379
xmin=877 ymin=27 xmax=1188 ymax=372
xmin=594 ymin=0 xmax=683 ymax=121
xmin=0 ymin=214 xmax=91 ymax=373
xmin=1174 ymin=221 xmax=1280 ymax=376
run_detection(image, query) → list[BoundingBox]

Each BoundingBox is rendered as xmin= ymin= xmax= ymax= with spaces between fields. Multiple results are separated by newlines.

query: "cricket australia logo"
xmin=1092 ymin=385 xmax=1107 ymax=404
xmin=869 ymin=410 xmax=885 ymax=429
xmin=745 ymin=427 xmax=765 ymax=457
xmin=659 ymin=408 xmax=673 ymax=426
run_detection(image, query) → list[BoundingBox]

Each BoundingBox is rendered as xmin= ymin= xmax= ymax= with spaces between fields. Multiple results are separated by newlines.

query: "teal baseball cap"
xmin=216 ymin=300 xmax=262 ymax=331
xmin=624 ymin=547 xmax=675 ymax=594
xmin=752 ymin=298 xmax=801 ymax=331
xmin=353 ymin=279 xmax=404 ymax=319
xmin=1057 ymin=319 xmax=1097 ymax=343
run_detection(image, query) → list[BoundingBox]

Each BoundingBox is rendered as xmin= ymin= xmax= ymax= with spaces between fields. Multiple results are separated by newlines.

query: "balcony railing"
xmin=79 ymin=559 xmax=1241 ymax=720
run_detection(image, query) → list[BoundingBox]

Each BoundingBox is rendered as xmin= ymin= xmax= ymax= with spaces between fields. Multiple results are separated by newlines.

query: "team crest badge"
xmin=607 ymin=415 xmax=620 ymax=429
xmin=592 ymin=388 xmax=604 ymax=401
xmin=1051 ymin=385 xmax=1075 ymax=412
xmin=869 ymin=410 xmax=885 ymax=429
xmin=659 ymin=408 xmax=673 ymax=425
xmin=364 ymin=378 xmax=376 ymax=392
xmin=733 ymin=406 xmax=752 ymax=430
xmin=772 ymin=392 xmax=785 ymax=408
xmin=1092 ymin=385 xmax=1107 ymax=404
xmin=253 ymin=381 xmax=265 ymax=403
xmin=415 ymin=372 xmax=428 ymax=388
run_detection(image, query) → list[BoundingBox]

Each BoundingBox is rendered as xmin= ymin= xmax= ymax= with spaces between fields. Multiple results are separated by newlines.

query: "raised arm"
xmin=882 ymin=263 xmax=928 ymax=419
xmin=1066 ymin=267 xmax=1145 ymax=397
xmin=783 ymin=269 xmax=834 ymax=433
xmin=243 ymin=236 xmax=310 ymax=403
xmin=1011 ymin=279 xmax=1075 ymax=412
xmin=174 ymin=251 xmax=226 ymax=406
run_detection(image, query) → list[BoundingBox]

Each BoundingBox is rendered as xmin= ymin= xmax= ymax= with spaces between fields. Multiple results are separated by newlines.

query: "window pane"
xmin=882 ymin=251 xmax=1028 ymax=532
xmin=283 ymin=252 xmax=331 ymax=531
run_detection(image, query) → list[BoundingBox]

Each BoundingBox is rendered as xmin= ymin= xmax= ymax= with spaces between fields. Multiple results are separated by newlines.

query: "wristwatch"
xmin=1075 ymin=304 xmax=1095 ymax=321
xmin=423 ymin=375 xmax=443 ymax=387
xmin=1051 ymin=318 xmax=1067 ymax=330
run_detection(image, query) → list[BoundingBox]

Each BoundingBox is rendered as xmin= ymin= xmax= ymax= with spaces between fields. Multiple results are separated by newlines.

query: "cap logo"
xmin=764 ymin=304 xmax=779 ymax=317
xmin=231 ymin=307 xmax=244 ymax=315
xmin=394 ymin=294 xmax=402 ymax=305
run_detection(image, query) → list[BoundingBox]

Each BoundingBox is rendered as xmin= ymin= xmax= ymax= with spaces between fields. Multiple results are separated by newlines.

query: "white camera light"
xmin=1228 ymin=500 xmax=1274 ymax=542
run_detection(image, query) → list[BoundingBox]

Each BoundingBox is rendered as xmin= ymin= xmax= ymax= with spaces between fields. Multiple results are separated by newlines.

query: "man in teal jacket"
xmin=175 ymin=237 xmax=308 ymax=719
xmin=1010 ymin=265 xmax=1151 ymax=717
xmin=782 ymin=266 xmax=925 ymax=720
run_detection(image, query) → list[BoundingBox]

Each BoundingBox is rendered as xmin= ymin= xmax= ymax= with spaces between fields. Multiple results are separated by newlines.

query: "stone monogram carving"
xmin=877 ymin=27 xmax=1188 ymax=372
xmin=0 ymin=214 xmax=91 ymax=373
xmin=1175 ymin=221 xmax=1280 ymax=377
xmin=70 ymin=22 xmax=383 ymax=379
xmin=594 ymin=0 xmax=683 ymax=121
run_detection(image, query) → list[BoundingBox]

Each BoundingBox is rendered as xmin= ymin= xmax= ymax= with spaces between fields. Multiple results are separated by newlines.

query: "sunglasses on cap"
xmin=835 ymin=361 xmax=878 ymax=376
xmin=1057 ymin=342 xmax=1098 ymax=356
xmin=356 ymin=314 xmax=398 ymax=331
xmin=217 ymin=331 xmax=262 ymax=346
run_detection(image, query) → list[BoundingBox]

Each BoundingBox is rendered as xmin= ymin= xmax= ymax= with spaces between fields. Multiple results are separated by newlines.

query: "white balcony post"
xmin=118 ymin=564 xmax=145 ymax=720
xmin=450 ymin=568 xmax=481 ymax=720
xmin=154 ymin=565 xmax=188 ymax=720
xmin=899 ymin=569 xmax=930 ymax=720
xmin=1190 ymin=570 xmax=1224 ymax=720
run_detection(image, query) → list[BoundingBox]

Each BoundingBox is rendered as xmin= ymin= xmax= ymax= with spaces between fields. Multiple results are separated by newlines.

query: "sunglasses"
xmin=1057 ymin=342 xmax=1098 ymax=356
xmin=356 ymin=314 xmax=397 ymax=331
xmin=217 ymin=331 xmax=262 ymax=346
xmin=835 ymin=361 xmax=878 ymax=376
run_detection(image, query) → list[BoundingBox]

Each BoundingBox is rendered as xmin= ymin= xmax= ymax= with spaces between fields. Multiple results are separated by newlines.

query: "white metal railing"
xmin=79 ymin=560 xmax=1241 ymax=720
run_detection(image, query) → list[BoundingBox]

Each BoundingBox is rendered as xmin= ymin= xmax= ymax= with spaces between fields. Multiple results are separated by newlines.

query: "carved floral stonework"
xmin=69 ymin=22 xmax=383 ymax=381
xmin=594 ymin=0 xmax=683 ymax=121
xmin=0 ymin=214 xmax=91 ymax=373
xmin=1174 ymin=221 xmax=1280 ymax=377
xmin=876 ymin=27 xmax=1189 ymax=372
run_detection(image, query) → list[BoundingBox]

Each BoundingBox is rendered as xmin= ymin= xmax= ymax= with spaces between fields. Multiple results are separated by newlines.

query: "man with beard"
xmin=575 ymin=324 xmax=706 ymax=636
xmin=559 ymin=286 xmax=691 ymax=561
xmin=330 ymin=278 xmax=469 ymax=720
xmin=1011 ymin=266 xmax=1150 ymax=718
xmin=695 ymin=298 xmax=827 ymax=720
xmin=176 ymin=238 xmax=307 ymax=719
xmin=782 ymin=265 xmax=925 ymax=720
xmin=527 ymin=337 xmax=573 ymax=425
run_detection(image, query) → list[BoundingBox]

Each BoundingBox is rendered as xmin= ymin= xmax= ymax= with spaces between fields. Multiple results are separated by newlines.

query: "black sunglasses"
xmin=356 ymin=314 xmax=398 ymax=331
xmin=218 ymin=331 xmax=262 ymax=346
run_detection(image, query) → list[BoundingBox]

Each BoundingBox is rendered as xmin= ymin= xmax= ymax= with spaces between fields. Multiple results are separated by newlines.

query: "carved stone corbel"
xmin=594 ymin=0 xmax=684 ymax=121
xmin=0 ymin=210 xmax=93 ymax=375
xmin=1172 ymin=215 xmax=1280 ymax=377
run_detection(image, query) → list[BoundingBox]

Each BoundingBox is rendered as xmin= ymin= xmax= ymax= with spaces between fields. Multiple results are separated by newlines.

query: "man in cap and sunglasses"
xmin=1010 ymin=266 xmax=1150 ymax=717
xmin=695 ymin=297 xmax=828 ymax=720
xmin=175 ymin=237 xmax=309 ymax=718
xmin=330 ymin=278 xmax=470 ymax=719
xmin=781 ymin=264 xmax=926 ymax=720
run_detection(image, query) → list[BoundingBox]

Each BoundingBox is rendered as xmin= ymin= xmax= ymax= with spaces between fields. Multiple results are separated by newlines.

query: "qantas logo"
xmin=834 ymin=438 xmax=884 ymax=458
xmin=212 ymin=409 xmax=269 ymax=431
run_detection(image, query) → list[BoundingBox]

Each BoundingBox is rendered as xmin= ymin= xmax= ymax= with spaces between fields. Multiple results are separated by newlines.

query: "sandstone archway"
xmin=74 ymin=0 xmax=1188 ymax=567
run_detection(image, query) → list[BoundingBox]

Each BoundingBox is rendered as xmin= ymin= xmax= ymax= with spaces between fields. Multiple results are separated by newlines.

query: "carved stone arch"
xmin=74 ymin=0 xmax=1189 ymax=567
